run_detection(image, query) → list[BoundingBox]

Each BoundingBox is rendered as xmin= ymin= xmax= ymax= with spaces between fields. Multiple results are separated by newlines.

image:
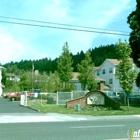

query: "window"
xmin=97 ymin=71 xmax=100 ymax=76
xmin=109 ymin=68 xmax=113 ymax=73
xmin=109 ymin=79 xmax=113 ymax=84
xmin=102 ymin=69 xmax=105 ymax=74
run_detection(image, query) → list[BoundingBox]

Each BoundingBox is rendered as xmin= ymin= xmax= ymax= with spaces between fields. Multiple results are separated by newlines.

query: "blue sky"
xmin=0 ymin=0 xmax=136 ymax=64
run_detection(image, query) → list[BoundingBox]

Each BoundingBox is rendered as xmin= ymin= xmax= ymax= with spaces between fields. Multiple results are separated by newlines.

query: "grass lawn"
xmin=27 ymin=101 xmax=140 ymax=116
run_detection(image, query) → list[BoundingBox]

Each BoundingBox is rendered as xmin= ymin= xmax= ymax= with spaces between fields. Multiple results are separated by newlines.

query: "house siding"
xmin=98 ymin=60 xmax=121 ymax=92
xmin=94 ymin=59 xmax=140 ymax=93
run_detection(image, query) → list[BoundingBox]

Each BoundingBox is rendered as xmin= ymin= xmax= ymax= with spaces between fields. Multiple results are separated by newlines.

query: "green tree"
xmin=127 ymin=0 xmax=140 ymax=67
xmin=1 ymin=68 xmax=6 ymax=86
xmin=115 ymin=40 xmax=138 ymax=111
xmin=33 ymin=71 xmax=47 ymax=91
xmin=45 ymin=72 xmax=60 ymax=92
xmin=10 ymin=82 xmax=20 ymax=92
xmin=57 ymin=42 xmax=73 ymax=89
xmin=136 ymin=72 xmax=140 ymax=89
xmin=77 ymin=51 xmax=97 ymax=91
xmin=19 ymin=72 xmax=32 ymax=91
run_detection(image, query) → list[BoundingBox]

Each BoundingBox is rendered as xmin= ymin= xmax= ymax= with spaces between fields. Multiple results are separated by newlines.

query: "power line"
xmin=0 ymin=15 xmax=130 ymax=34
xmin=0 ymin=20 xmax=130 ymax=36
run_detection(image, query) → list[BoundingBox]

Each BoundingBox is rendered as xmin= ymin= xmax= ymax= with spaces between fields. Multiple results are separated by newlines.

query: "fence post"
xmin=41 ymin=93 xmax=42 ymax=106
xmin=56 ymin=91 xmax=58 ymax=105
xmin=71 ymin=90 xmax=73 ymax=100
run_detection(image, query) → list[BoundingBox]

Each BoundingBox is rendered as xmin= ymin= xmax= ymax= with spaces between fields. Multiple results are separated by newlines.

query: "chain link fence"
xmin=29 ymin=91 xmax=88 ymax=105
xmin=56 ymin=90 xmax=88 ymax=105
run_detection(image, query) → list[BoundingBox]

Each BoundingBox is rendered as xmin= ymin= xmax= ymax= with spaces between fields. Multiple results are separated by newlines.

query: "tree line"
xmin=1 ymin=43 xmax=117 ymax=93
xmin=2 ymin=44 xmax=117 ymax=74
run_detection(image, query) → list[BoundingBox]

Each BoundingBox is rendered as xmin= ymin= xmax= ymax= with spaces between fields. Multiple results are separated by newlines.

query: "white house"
xmin=0 ymin=66 xmax=4 ymax=96
xmin=6 ymin=73 xmax=20 ymax=82
xmin=94 ymin=59 xmax=140 ymax=93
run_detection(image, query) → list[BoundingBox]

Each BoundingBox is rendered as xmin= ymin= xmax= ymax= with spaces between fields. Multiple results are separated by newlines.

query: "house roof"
xmin=6 ymin=73 xmax=16 ymax=77
xmin=93 ymin=66 xmax=100 ymax=71
xmin=107 ymin=59 xmax=120 ymax=65
xmin=72 ymin=72 xmax=79 ymax=80
xmin=0 ymin=66 xmax=4 ymax=69
xmin=93 ymin=59 xmax=120 ymax=71
xmin=104 ymin=85 xmax=111 ymax=90
xmin=95 ymin=76 xmax=105 ymax=81
xmin=71 ymin=72 xmax=105 ymax=81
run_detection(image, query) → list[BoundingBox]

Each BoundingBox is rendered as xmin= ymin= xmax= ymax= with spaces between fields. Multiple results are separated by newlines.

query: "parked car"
xmin=8 ymin=92 xmax=20 ymax=101
xmin=129 ymin=94 xmax=140 ymax=105
xmin=103 ymin=91 xmax=121 ymax=103
xmin=3 ymin=92 xmax=11 ymax=98
xmin=119 ymin=92 xmax=140 ymax=105
xmin=8 ymin=91 xmax=32 ymax=101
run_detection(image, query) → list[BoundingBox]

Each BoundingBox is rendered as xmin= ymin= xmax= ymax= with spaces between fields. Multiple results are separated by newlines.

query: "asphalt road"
xmin=0 ymin=119 xmax=140 ymax=140
xmin=0 ymin=97 xmax=38 ymax=113
xmin=0 ymin=97 xmax=140 ymax=140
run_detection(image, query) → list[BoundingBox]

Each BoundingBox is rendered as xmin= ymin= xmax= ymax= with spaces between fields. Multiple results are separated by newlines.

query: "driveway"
xmin=0 ymin=97 xmax=38 ymax=113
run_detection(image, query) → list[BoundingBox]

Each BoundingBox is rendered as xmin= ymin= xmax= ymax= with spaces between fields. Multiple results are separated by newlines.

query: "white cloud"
xmin=43 ymin=0 xmax=73 ymax=23
xmin=0 ymin=27 xmax=25 ymax=64
xmin=0 ymin=0 xmax=134 ymax=64
xmin=77 ymin=0 xmax=130 ymax=27
xmin=54 ymin=0 xmax=132 ymax=53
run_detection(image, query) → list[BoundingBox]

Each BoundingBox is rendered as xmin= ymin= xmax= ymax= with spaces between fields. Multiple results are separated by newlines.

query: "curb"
xmin=27 ymin=106 xmax=41 ymax=112
xmin=20 ymin=104 xmax=40 ymax=112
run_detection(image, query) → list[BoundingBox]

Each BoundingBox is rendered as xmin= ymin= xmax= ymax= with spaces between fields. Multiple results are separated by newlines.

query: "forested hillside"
xmin=3 ymin=44 xmax=117 ymax=73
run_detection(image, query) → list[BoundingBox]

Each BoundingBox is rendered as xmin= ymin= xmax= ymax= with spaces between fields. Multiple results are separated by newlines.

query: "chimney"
xmin=99 ymin=81 xmax=104 ymax=91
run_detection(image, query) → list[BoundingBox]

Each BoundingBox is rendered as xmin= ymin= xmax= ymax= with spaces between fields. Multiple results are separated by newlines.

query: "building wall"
xmin=75 ymin=83 xmax=82 ymax=91
xmin=111 ymin=67 xmax=122 ymax=92
xmin=95 ymin=60 xmax=122 ymax=92
xmin=71 ymin=59 xmax=140 ymax=93
xmin=94 ymin=59 xmax=140 ymax=93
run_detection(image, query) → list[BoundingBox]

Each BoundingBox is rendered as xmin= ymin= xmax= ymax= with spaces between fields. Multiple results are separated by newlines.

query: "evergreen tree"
xmin=127 ymin=0 xmax=140 ymax=67
xmin=77 ymin=51 xmax=97 ymax=91
xmin=57 ymin=42 xmax=73 ymax=89
xmin=115 ymin=40 xmax=138 ymax=111
xmin=1 ymin=68 xmax=6 ymax=86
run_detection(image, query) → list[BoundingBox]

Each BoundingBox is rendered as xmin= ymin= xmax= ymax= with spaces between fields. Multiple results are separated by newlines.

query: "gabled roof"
xmin=95 ymin=76 xmax=105 ymax=81
xmin=106 ymin=59 xmax=120 ymax=65
xmin=99 ymin=59 xmax=120 ymax=68
xmin=93 ymin=66 xmax=101 ymax=71
xmin=6 ymin=73 xmax=16 ymax=77
xmin=71 ymin=72 xmax=105 ymax=81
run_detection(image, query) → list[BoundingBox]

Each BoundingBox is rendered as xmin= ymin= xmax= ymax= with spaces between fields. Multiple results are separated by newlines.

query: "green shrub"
xmin=105 ymin=97 xmax=120 ymax=110
xmin=46 ymin=93 xmax=56 ymax=104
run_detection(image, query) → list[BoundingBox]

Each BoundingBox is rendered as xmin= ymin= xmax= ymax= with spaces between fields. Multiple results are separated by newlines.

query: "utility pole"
xmin=32 ymin=62 xmax=34 ymax=93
